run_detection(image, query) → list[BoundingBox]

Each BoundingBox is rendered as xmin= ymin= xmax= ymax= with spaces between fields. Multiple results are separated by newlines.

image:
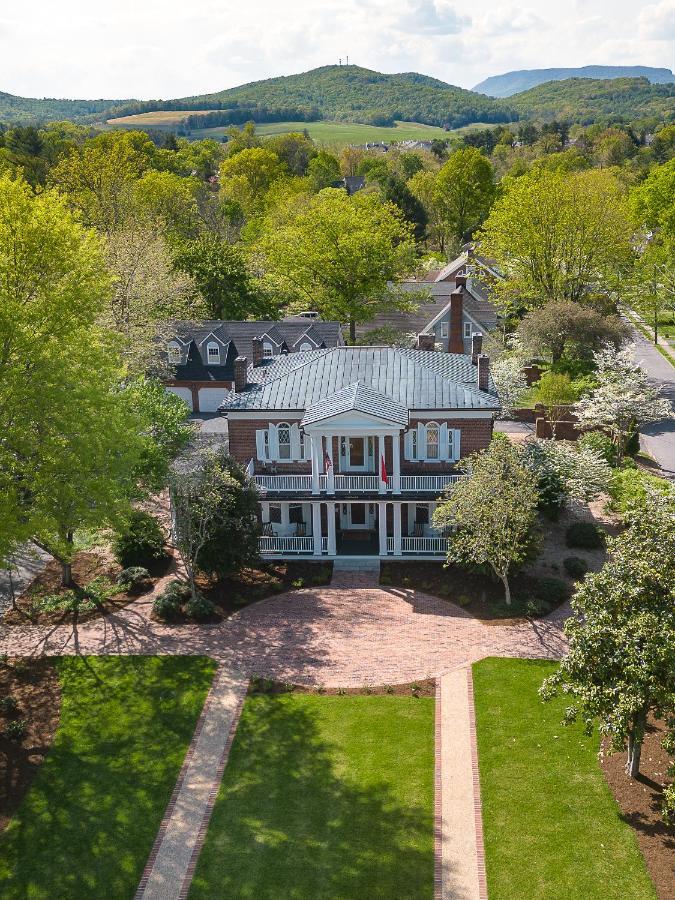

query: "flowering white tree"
xmin=522 ymin=439 xmax=612 ymax=511
xmin=491 ymin=354 xmax=529 ymax=418
xmin=574 ymin=344 xmax=674 ymax=463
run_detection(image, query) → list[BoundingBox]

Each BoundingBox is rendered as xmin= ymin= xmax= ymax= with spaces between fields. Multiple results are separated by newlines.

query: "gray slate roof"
xmin=301 ymin=382 xmax=409 ymax=427
xmin=220 ymin=347 xmax=499 ymax=415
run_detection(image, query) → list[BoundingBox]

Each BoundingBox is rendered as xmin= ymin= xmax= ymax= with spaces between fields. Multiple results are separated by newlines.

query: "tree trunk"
xmin=625 ymin=709 xmax=648 ymax=778
xmin=499 ymin=573 xmax=512 ymax=605
xmin=7 ymin=567 xmax=16 ymax=611
xmin=61 ymin=530 xmax=74 ymax=588
xmin=653 ymin=310 xmax=658 ymax=345
xmin=349 ymin=319 xmax=356 ymax=344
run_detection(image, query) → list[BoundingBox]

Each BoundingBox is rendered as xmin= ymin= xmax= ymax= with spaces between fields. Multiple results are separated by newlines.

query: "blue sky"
xmin=1 ymin=0 xmax=674 ymax=99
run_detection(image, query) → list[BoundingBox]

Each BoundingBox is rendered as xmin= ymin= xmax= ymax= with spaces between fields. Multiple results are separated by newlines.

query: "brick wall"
xmin=401 ymin=418 xmax=493 ymax=473
xmin=228 ymin=417 xmax=311 ymax=474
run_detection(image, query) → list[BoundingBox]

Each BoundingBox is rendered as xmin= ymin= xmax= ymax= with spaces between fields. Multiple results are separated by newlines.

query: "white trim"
xmin=197 ymin=331 xmax=229 ymax=348
xmin=206 ymin=341 xmax=221 ymax=365
xmin=227 ymin=409 xmax=495 ymax=420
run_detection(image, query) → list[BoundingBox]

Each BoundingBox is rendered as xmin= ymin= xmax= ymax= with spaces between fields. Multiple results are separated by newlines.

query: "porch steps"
xmin=330 ymin=557 xmax=381 ymax=588
xmin=332 ymin=557 xmax=381 ymax=572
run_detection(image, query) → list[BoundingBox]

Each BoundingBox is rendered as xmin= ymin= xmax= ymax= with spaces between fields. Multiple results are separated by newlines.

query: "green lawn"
xmin=189 ymin=692 xmax=435 ymax=899
xmin=473 ymin=658 xmax=655 ymax=899
xmin=0 ymin=655 xmax=216 ymax=899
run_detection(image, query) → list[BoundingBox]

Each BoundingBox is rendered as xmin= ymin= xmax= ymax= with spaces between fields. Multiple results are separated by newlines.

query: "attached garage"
xmin=166 ymin=386 xmax=193 ymax=411
xmin=198 ymin=387 xmax=230 ymax=412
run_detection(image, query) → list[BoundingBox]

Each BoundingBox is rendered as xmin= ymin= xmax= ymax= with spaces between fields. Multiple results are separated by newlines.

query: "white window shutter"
xmin=255 ymin=429 xmax=267 ymax=461
xmin=417 ymin=423 xmax=426 ymax=461
xmin=290 ymin=423 xmax=301 ymax=460
xmin=302 ymin=432 xmax=311 ymax=460
xmin=269 ymin=423 xmax=279 ymax=460
xmin=403 ymin=430 xmax=412 ymax=460
xmin=452 ymin=429 xmax=461 ymax=461
xmin=440 ymin=423 xmax=449 ymax=460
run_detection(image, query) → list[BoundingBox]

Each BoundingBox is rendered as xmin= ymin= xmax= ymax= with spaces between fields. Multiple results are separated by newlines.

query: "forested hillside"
xmin=111 ymin=65 xmax=515 ymax=129
xmin=474 ymin=66 xmax=675 ymax=98
xmin=508 ymin=77 xmax=675 ymax=123
xmin=0 ymin=91 xmax=127 ymax=124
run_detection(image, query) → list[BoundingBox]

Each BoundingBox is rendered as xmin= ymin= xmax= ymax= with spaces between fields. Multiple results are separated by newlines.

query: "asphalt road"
xmin=631 ymin=327 xmax=675 ymax=478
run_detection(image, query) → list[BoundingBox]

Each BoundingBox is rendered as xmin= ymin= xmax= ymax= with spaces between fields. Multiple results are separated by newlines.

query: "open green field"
xmin=0 ymin=655 xmax=216 ymax=900
xmin=473 ymin=658 xmax=655 ymax=899
xmin=189 ymin=691 xmax=435 ymax=898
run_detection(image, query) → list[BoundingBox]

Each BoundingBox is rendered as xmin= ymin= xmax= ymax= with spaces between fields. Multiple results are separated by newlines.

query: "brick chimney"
xmin=471 ymin=333 xmax=483 ymax=364
xmin=234 ymin=356 xmax=248 ymax=393
xmin=448 ymin=288 xmax=464 ymax=354
xmin=251 ymin=337 xmax=264 ymax=367
xmin=455 ymin=272 xmax=467 ymax=288
xmin=416 ymin=333 xmax=436 ymax=351
xmin=477 ymin=354 xmax=490 ymax=392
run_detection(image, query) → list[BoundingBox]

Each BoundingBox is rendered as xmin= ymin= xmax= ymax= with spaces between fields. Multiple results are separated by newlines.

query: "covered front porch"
xmin=259 ymin=500 xmax=447 ymax=559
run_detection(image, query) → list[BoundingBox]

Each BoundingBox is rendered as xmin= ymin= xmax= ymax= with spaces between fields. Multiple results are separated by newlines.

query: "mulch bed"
xmin=250 ymin=678 xmax=436 ymax=697
xmin=197 ymin=560 xmax=334 ymax=618
xmin=380 ymin=561 xmax=570 ymax=624
xmin=0 ymin=658 xmax=61 ymax=831
xmin=4 ymin=551 xmax=166 ymax=627
xmin=601 ymin=718 xmax=675 ymax=900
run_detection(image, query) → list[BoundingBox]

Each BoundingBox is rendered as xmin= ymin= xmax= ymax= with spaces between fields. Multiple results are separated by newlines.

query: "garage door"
xmin=166 ymin=386 xmax=193 ymax=411
xmin=199 ymin=388 xmax=229 ymax=412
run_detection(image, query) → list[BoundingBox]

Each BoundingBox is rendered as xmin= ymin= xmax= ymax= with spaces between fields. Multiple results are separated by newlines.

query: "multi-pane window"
xmin=426 ymin=422 xmax=440 ymax=460
xmin=278 ymin=423 xmax=291 ymax=460
xmin=463 ymin=322 xmax=472 ymax=338
xmin=299 ymin=342 xmax=313 ymax=351
xmin=440 ymin=321 xmax=448 ymax=338
xmin=410 ymin=429 xmax=418 ymax=460
xmin=263 ymin=343 xmax=273 ymax=358
xmin=167 ymin=343 xmax=181 ymax=364
xmin=207 ymin=342 xmax=220 ymax=364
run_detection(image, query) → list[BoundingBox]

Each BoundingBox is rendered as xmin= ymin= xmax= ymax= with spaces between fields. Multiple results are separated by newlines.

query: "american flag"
xmin=324 ymin=450 xmax=332 ymax=471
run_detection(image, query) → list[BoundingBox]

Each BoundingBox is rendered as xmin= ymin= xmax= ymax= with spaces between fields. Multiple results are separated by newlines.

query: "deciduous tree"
xmin=433 ymin=439 xmax=539 ymax=604
xmin=434 ymin=148 xmax=495 ymax=242
xmin=518 ymin=300 xmax=629 ymax=364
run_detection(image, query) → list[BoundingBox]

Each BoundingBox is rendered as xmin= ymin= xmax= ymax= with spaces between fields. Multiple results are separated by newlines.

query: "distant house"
xmin=339 ymin=176 xmax=366 ymax=195
xmin=354 ymin=251 xmax=500 ymax=353
xmin=164 ymin=318 xmax=344 ymax=413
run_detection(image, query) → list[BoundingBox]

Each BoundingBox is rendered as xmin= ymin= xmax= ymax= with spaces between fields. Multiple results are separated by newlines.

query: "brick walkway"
xmin=135 ymin=666 xmax=247 ymax=900
xmin=0 ymin=571 xmax=567 ymax=687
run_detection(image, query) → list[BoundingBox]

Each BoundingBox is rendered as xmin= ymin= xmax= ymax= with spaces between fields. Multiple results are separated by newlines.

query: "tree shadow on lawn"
xmin=0 ymin=656 xmax=214 ymax=900
xmin=190 ymin=693 xmax=435 ymax=900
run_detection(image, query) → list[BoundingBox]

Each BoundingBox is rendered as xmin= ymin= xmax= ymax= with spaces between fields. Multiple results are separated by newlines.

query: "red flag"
xmin=380 ymin=454 xmax=388 ymax=485
xmin=324 ymin=450 xmax=332 ymax=472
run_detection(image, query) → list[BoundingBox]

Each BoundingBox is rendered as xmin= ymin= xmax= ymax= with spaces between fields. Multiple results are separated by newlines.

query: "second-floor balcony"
xmin=253 ymin=472 xmax=463 ymax=495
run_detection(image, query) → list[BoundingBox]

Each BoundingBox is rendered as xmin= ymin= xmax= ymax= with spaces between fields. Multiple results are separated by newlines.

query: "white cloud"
xmin=638 ymin=0 xmax=675 ymax=39
xmin=0 ymin=0 xmax=673 ymax=99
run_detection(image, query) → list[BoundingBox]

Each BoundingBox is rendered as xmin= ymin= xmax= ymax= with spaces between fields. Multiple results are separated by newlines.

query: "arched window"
xmin=263 ymin=342 xmax=274 ymax=358
xmin=206 ymin=342 xmax=220 ymax=364
xmin=278 ymin=422 xmax=291 ymax=460
xmin=299 ymin=342 xmax=313 ymax=352
xmin=167 ymin=342 xmax=182 ymax=364
xmin=426 ymin=422 xmax=440 ymax=460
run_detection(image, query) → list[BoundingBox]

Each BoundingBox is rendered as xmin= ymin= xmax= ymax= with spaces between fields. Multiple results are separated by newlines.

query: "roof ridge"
xmin=247 ymin=347 xmax=336 ymax=390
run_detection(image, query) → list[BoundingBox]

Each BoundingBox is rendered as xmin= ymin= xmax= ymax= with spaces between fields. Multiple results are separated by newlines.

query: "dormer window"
xmin=263 ymin=342 xmax=273 ymax=358
xmin=206 ymin=342 xmax=220 ymax=365
xmin=167 ymin=342 xmax=181 ymax=364
xmin=299 ymin=342 xmax=313 ymax=352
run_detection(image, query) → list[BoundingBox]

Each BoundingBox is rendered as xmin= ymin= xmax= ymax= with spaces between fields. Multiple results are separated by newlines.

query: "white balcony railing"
xmin=333 ymin=474 xmax=379 ymax=492
xmin=401 ymin=537 xmax=446 ymax=554
xmin=259 ymin=536 xmax=315 ymax=554
xmin=400 ymin=475 xmax=463 ymax=492
xmin=254 ymin=475 xmax=313 ymax=493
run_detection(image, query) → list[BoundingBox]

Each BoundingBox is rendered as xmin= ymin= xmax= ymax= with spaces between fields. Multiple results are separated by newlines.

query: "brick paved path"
xmin=135 ymin=666 xmax=247 ymax=900
xmin=0 ymin=566 xmax=567 ymax=685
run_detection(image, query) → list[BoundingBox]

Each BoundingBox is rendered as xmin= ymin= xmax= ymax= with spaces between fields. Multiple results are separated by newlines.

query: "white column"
xmin=310 ymin=433 xmax=320 ymax=494
xmin=326 ymin=435 xmax=335 ymax=494
xmin=326 ymin=501 xmax=337 ymax=555
xmin=393 ymin=503 xmax=402 ymax=556
xmin=392 ymin=431 xmax=401 ymax=494
xmin=312 ymin=502 xmax=322 ymax=556
xmin=261 ymin=501 xmax=270 ymax=522
xmin=378 ymin=501 xmax=388 ymax=556
xmin=378 ymin=434 xmax=386 ymax=494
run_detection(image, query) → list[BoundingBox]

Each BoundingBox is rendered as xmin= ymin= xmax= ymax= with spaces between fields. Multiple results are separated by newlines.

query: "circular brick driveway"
xmin=0 ymin=572 xmax=568 ymax=687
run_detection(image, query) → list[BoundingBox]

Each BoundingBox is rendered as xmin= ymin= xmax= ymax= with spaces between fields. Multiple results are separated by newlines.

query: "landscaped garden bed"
xmin=189 ymin=688 xmax=434 ymax=898
xmin=152 ymin=560 xmax=334 ymax=624
xmin=380 ymin=560 xmax=572 ymax=621
xmin=0 ymin=658 xmax=61 ymax=832
xmin=473 ymin=657 xmax=658 ymax=899
xmin=0 ymin=655 xmax=216 ymax=899
xmin=3 ymin=549 xmax=167 ymax=626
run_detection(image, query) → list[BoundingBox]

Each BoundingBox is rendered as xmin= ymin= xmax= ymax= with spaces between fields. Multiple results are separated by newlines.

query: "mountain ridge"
xmin=473 ymin=65 xmax=675 ymax=98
